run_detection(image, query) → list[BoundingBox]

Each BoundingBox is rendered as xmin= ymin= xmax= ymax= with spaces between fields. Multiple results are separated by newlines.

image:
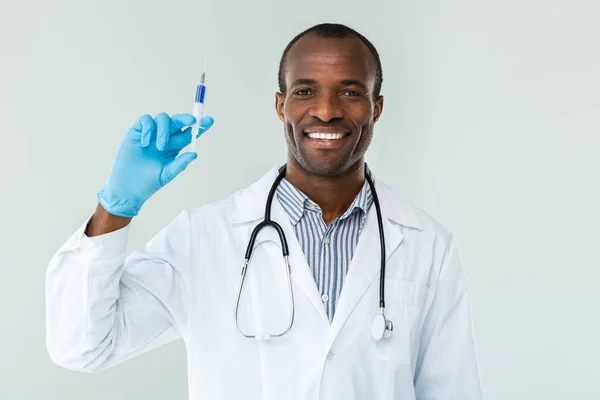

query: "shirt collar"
xmin=231 ymin=164 xmax=423 ymax=231
xmin=276 ymin=178 xmax=373 ymax=226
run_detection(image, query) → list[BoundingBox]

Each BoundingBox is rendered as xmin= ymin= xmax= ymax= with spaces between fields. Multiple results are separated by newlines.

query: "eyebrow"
xmin=291 ymin=78 xmax=317 ymax=87
xmin=290 ymin=78 xmax=368 ymax=91
xmin=340 ymin=80 xmax=367 ymax=91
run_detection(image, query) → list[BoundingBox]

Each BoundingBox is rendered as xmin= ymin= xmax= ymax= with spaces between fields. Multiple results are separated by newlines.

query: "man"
xmin=46 ymin=23 xmax=483 ymax=399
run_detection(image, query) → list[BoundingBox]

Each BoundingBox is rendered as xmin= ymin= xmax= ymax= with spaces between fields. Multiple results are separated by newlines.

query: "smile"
xmin=305 ymin=132 xmax=348 ymax=140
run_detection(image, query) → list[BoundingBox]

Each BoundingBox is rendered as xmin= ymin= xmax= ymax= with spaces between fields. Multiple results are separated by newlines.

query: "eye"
xmin=294 ymin=89 xmax=312 ymax=96
xmin=343 ymin=90 xmax=361 ymax=97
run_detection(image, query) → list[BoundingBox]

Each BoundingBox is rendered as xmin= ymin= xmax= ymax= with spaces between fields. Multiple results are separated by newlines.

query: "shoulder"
xmin=377 ymin=179 xmax=455 ymax=247
xmin=379 ymin=181 xmax=462 ymax=286
xmin=186 ymin=189 xmax=243 ymax=223
xmin=186 ymin=165 xmax=280 ymax=226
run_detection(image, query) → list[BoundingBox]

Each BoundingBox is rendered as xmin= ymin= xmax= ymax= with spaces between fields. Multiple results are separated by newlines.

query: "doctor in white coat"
xmin=46 ymin=23 xmax=483 ymax=399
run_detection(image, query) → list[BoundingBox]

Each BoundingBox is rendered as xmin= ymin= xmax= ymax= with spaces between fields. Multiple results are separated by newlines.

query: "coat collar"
xmin=231 ymin=164 xmax=422 ymax=232
xmin=275 ymin=175 xmax=372 ymax=226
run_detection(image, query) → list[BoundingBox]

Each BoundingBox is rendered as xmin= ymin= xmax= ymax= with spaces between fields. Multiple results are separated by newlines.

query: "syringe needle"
xmin=201 ymin=51 xmax=207 ymax=83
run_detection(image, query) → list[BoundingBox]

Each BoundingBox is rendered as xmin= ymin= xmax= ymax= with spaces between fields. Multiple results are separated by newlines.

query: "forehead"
xmin=284 ymin=34 xmax=374 ymax=85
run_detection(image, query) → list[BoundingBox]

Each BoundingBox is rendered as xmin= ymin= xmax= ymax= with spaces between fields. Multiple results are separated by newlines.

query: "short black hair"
xmin=278 ymin=23 xmax=383 ymax=98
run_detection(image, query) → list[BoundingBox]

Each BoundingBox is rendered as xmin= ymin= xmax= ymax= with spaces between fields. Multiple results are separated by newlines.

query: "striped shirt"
xmin=275 ymin=178 xmax=373 ymax=321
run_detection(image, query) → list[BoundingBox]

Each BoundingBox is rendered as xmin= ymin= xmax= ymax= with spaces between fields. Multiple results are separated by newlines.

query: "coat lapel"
xmin=232 ymin=165 xmax=330 ymax=326
xmin=325 ymin=179 xmax=422 ymax=350
xmin=324 ymin=206 xmax=404 ymax=349
xmin=270 ymin=200 xmax=331 ymax=324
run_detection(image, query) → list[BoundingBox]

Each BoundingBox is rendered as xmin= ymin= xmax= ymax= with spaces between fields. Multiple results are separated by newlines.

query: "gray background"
xmin=1 ymin=0 xmax=598 ymax=398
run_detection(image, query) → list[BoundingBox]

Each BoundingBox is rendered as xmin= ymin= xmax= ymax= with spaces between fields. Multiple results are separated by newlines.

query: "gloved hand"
xmin=97 ymin=112 xmax=214 ymax=217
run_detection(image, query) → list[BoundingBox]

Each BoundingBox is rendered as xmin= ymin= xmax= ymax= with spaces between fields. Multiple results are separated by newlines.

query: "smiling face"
xmin=276 ymin=33 xmax=384 ymax=177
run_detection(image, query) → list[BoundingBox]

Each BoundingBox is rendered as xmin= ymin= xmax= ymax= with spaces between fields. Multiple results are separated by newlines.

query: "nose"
xmin=309 ymin=92 xmax=344 ymax=122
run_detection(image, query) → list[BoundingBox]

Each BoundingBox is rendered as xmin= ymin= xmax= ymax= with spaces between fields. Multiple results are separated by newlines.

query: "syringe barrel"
xmin=192 ymin=102 xmax=204 ymax=124
xmin=195 ymin=84 xmax=207 ymax=103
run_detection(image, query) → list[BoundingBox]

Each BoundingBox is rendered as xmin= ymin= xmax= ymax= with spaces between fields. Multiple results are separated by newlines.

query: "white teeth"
xmin=306 ymin=132 xmax=346 ymax=140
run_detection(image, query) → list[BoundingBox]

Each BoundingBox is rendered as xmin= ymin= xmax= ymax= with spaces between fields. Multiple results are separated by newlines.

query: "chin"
xmin=300 ymin=159 xmax=350 ymax=177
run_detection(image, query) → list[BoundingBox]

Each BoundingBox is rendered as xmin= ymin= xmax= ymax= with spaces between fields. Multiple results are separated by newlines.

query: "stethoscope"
xmin=234 ymin=163 xmax=393 ymax=342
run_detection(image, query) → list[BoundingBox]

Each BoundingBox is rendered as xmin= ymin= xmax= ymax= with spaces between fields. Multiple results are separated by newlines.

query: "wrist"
xmin=97 ymin=186 xmax=144 ymax=217
xmin=86 ymin=202 xmax=132 ymax=237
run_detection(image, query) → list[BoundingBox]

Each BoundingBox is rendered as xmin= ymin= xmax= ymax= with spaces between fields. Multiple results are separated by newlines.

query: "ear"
xmin=373 ymin=95 xmax=384 ymax=123
xmin=275 ymin=92 xmax=285 ymax=121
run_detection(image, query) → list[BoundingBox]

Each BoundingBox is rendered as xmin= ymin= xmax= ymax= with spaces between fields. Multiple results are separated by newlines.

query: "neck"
xmin=285 ymin=158 xmax=365 ymax=225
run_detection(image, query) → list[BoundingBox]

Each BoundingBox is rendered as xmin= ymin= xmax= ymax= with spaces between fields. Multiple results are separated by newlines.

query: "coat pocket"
xmin=375 ymin=278 xmax=434 ymax=365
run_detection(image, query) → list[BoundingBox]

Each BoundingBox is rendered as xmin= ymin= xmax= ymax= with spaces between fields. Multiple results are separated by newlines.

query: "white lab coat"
xmin=45 ymin=165 xmax=483 ymax=400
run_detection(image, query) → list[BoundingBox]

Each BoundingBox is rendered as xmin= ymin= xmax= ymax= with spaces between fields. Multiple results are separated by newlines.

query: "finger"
xmin=167 ymin=116 xmax=215 ymax=149
xmin=196 ymin=116 xmax=215 ymax=138
xmin=156 ymin=112 xmax=173 ymax=151
xmin=128 ymin=119 xmax=143 ymax=140
xmin=139 ymin=114 xmax=155 ymax=147
xmin=166 ymin=128 xmax=192 ymax=151
xmin=160 ymin=152 xmax=198 ymax=186
xmin=131 ymin=119 xmax=143 ymax=131
xmin=171 ymin=113 xmax=196 ymax=131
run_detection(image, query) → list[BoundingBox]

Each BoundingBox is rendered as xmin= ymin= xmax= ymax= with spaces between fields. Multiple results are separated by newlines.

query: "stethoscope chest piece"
xmin=370 ymin=310 xmax=393 ymax=341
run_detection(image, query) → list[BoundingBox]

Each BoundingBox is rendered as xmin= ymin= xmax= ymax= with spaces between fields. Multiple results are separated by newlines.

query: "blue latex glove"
xmin=97 ymin=112 xmax=214 ymax=217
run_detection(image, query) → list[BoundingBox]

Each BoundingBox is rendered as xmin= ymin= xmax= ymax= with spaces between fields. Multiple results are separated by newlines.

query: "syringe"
xmin=189 ymin=55 xmax=207 ymax=153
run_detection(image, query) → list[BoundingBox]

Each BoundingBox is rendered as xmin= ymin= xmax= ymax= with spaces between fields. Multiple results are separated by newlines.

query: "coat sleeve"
xmin=45 ymin=210 xmax=193 ymax=372
xmin=413 ymin=234 xmax=484 ymax=399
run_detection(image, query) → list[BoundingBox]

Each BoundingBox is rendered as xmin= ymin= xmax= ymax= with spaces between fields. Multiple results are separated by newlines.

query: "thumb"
xmin=160 ymin=152 xmax=197 ymax=186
